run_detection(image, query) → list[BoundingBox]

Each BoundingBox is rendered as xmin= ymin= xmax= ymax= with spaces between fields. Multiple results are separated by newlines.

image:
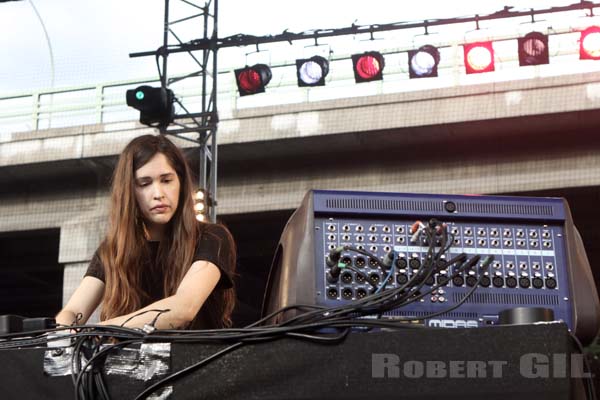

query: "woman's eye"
xmin=162 ymin=179 xmax=172 ymax=184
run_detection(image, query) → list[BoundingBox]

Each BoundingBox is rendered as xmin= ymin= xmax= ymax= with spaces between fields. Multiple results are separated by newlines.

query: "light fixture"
xmin=125 ymin=85 xmax=174 ymax=127
xmin=518 ymin=32 xmax=549 ymax=66
xmin=351 ymin=51 xmax=385 ymax=83
xmin=194 ymin=189 xmax=208 ymax=222
xmin=463 ymin=42 xmax=495 ymax=74
xmin=234 ymin=64 xmax=272 ymax=96
xmin=408 ymin=45 xmax=440 ymax=78
xmin=296 ymin=56 xmax=330 ymax=86
xmin=580 ymin=26 xmax=600 ymax=60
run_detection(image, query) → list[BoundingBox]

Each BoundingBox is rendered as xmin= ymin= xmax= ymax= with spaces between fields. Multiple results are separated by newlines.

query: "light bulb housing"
xmin=296 ymin=56 xmax=330 ymax=87
xmin=518 ymin=32 xmax=549 ymax=66
xmin=125 ymin=85 xmax=175 ymax=127
xmin=580 ymin=26 xmax=600 ymax=60
xmin=463 ymin=42 xmax=495 ymax=74
xmin=351 ymin=51 xmax=385 ymax=83
xmin=408 ymin=45 xmax=440 ymax=78
xmin=234 ymin=64 xmax=273 ymax=96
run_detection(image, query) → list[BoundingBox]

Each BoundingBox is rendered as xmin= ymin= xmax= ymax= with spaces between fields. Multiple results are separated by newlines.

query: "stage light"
xmin=518 ymin=32 xmax=549 ymax=66
xmin=580 ymin=26 xmax=600 ymax=60
xmin=351 ymin=51 xmax=385 ymax=83
xmin=408 ymin=45 xmax=440 ymax=78
xmin=296 ymin=56 xmax=329 ymax=86
xmin=194 ymin=189 xmax=208 ymax=222
xmin=126 ymin=85 xmax=174 ymax=127
xmin=234 ymin=64 xmax=272 ymax=96
xmin=463 ymin=42 xmax=495 ymax=74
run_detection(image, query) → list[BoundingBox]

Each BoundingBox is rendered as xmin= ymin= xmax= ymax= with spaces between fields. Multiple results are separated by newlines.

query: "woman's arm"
xmin=99 ymin=260 xmax=221 ymax=329
xmin=55 ymin=276 xmax=105 ymax=326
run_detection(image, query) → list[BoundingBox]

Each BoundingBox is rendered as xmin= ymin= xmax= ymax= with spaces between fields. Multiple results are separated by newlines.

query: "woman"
xmin=55 ymin=134 xmax=236 ymax=330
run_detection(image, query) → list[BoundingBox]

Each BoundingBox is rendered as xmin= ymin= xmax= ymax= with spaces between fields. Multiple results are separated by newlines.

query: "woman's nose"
xmin=152 ymin=184 xmax=165 ymax=199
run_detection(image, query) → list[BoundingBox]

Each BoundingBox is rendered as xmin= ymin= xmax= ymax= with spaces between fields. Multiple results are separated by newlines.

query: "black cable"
xmin=155 ymin=52 xmax=162 ymax=82
xmin=149 ymin=309 xmax=171 ymax=328
xmin=74 ymin=338 xmax=141 ymax=400
xmin=283 ymin=327 xmax=350 ymax=343
xmin=351 ymin=248 xmax=466 ymax=312
xmin=133 ymin=342 xmax=244 ymax=400
xmin=244 ymin=304 xmax=327 ymax=328
xmin=369 ymin=255 xmax=480 ymax=314
xmin=344 ymin=263 xmax=378 ymax=289
xmin=90 ymin=335 xmax=111 ymax=400
xmin=280 ymin=246 xmax=448 ymax=327
xmin=72 ymin=335 xmax=94 ymax=400
xmin=354 ymin=255 xmax=477 ymax=318
xmin=348 ymin=251 xmax=478 ymax=319
xmin=343 ymin=245 xmax=389 ymax=276
xmin=395 ymin=263 xmax=490 ymax=322
xmin=119 ymin=309 xmax=171 ymax=328
xmin=71 ymin=335 xmax=86 ymax=389
xmin=1 ymin=254 xmax=483 ymax=352
xmin=0 ymin=234 xmax=554 ymax=400
xmin=94 ymin=371 xmax=110 ymax=400
xmin=133 ymin=325 xmax=351 ymax=400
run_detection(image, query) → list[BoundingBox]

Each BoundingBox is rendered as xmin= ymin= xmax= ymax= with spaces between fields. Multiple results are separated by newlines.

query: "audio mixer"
xmin=263 ymin=190 xmax=600 ymax=344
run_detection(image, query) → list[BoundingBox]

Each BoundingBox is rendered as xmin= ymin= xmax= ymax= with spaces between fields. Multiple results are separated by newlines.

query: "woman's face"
xmin=134 ymin=152 xmax=181 ymax=233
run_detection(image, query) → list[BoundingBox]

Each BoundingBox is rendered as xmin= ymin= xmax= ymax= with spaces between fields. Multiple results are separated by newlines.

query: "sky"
xmin=0 ymin=0 xmax=584 ymax=96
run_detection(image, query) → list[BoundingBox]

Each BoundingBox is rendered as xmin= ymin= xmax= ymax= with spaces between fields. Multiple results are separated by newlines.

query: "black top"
xmin=84 ymin=224 xmax=234 ymax=327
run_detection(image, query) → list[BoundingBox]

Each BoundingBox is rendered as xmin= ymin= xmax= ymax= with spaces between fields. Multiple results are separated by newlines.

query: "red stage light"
xmin=234 ymin=64 xmax=272 ymax=96
xmin=518 ymin=32 xmax=549 ymax=66
xmin=580 ymin=26 xmax=600 ymax=60
xmin=351 ymin=52 xmax=385 ymax=83
xmin=463 ymin=42 xmax=495 ymax=74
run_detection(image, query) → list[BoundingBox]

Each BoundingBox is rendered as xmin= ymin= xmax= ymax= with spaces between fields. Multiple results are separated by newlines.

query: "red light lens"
xmin=581 ymin=27 xmax=600 ymax=60
xmin=356 ymin=55 xmax=381 ymax=80
xmin=463 ymin=42 xmax=495 ymax=74
xmin=235 ymin=64 xmax=272 ymax=96
xmin=238 ymin=69 xmax=262 ymax=92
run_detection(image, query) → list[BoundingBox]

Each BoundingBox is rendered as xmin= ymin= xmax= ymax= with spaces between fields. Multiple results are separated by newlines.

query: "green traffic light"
xmin=136 ymin=91 xmax=145 ymax=100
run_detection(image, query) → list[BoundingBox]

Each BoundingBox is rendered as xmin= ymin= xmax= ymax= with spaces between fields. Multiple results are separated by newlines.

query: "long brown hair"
xmin=98 ymin=134 xmax=236 ymax=328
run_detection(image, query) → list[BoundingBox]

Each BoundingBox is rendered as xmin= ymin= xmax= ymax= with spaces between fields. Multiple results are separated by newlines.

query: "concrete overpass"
xmin=2 ymin=70 xmax=600 ymax=322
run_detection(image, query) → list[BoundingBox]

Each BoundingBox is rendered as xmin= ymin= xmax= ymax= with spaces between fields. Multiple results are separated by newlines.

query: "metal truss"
xmin=131 ymin=0 xmax=220 ymax=222
xmin=129 ymin=0 xmax=600 ymax=222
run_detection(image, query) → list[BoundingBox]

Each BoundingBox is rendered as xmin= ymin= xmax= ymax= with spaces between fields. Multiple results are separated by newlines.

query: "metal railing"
xmin=0 ymin=78 xmax=162 ymax=134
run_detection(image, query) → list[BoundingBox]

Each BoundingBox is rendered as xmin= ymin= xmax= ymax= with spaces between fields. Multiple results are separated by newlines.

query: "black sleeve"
xmin=84 ymin=250 xmax=106 ymax=283
xmin=193 ymin=224 xmax=235 ymax=290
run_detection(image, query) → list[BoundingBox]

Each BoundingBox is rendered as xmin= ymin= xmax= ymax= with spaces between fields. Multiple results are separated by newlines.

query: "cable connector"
xmin=459 ymin=255 xmax=481 ymax=273
xmin=410 ymin=221 xmax=425 ymax=243
xmin=479 ymin=255 xmax=495 ymax=271
xmin=325 ymin=246 xmax=345 ymax=267
xmin=142 ymin=324 xmax=156 ymax=334
xmin=428 ymin=218 xmax=441 ymax=229
xmin=327 ymin=263 xmax=343 ymax=283
xmin=382 ymin=251 xmax=395 ymax=269
xmin=435 ymin=222 xmax=448 ymax=236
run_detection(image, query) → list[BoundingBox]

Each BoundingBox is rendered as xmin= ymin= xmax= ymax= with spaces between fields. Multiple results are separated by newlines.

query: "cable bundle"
xmin=0 ymin=219 xmax=595 ymax=399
